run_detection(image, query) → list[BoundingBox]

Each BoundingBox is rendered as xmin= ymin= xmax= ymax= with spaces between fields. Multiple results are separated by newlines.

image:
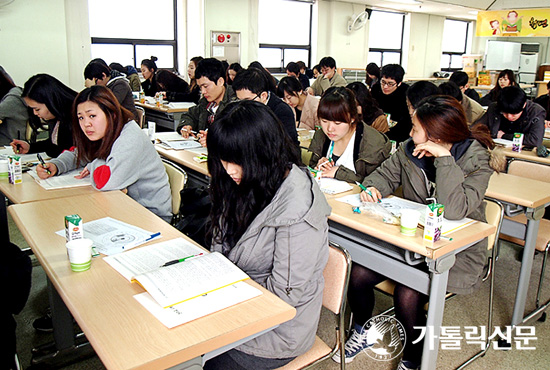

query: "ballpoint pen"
xmin=37 ymin=153 xmax=51 ymax=175
xmin=161 ymin=252 xmax=204 ymax=267
xmin=122 ymin=232 xmax=161 ymax=251
xmin=355 ymin=181 xmax=381 ymax=203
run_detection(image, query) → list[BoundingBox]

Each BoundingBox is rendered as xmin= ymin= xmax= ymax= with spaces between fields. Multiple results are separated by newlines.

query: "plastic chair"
xmin=135 ymin=105 xmax=146 ymax=128
xmin=276 ymin=243 xmax=351 ymax=370
xmin=301 ymin=146 xmax=313 ymax=167
xmin=499 ymin=159 xmax=550 ymax=322
xmin=161 ymin=158 xmax=188 ymax=225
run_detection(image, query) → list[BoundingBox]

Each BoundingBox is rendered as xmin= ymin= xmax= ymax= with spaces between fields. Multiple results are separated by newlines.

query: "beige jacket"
xmin=462 ymin=94 xmax=485 ymax=125
xmin=310 ymin=73 xmax=347 ymax=96
xmin=294 ymin=94 xmax=320 ymax=130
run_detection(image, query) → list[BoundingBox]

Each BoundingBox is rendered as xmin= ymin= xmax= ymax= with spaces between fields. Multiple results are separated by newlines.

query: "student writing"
xmin=37 ymin=86 xmax=171 ymax=222
xmin=0 ymin=66 xmax=28 ymax=146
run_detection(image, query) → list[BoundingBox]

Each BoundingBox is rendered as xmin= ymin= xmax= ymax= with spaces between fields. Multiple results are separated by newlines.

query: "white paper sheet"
xmin=319 ymin=178 xmax=353 ymax=195
xmin=0 ymin=146 xmax=49 ymax=163
xmin=28 ymin=169 xmax=92 ymax=190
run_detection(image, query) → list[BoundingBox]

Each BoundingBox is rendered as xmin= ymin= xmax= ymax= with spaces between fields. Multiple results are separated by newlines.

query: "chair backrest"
xmin=323 ymin=244 xmax=352 ymax=315
xmin=162 ymin=159 xmax=188 ymax=216
xmin=301 ymin=147 xmax=313 ymax=167
xmin=507 ymin=159 xmax=550 ymax=183
xmin=135 ymin=106 xmax=146 ymax=128
xmin=484 ymin=198 xmax=504 ymax=251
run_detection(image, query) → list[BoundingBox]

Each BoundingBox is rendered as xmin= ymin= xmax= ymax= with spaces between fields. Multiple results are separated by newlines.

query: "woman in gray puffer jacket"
xmin=204 ymin=100 xmax=331 ymax=370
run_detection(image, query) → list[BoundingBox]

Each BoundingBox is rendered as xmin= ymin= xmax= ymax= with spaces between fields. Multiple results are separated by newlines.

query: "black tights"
xmin=347 ymin=262 xmax=428 ymax=365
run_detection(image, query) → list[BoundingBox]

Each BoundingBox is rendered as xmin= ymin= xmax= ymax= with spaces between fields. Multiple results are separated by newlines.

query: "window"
xmin=367 ymin=10 xmax=405 ymax=67
xmin=440 ymin=19 xmax=470 ymax=71
xmin=258 ymin=0 xmax=313 ymax=72
xmin=88 ymin=0 xmax=177 ymax=70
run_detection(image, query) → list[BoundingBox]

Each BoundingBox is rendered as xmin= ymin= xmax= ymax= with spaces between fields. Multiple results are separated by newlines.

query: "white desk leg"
xmin=511 ymin=210 xmax=542 ymax=326
xmin=421 ymin=259 xmax=451 ymax=370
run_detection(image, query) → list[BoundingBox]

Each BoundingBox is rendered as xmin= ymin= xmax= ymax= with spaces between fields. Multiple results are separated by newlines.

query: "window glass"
xmin=367 ymin=52 xmax=382 ymax=66
xmin=258 ymin=48 xmax=283 ymax=69
xmin=259 ymin=0 xmax=310 ymax=45
xmin=368 ymin=11 xmax=404 ymax=50
xmin=283 ymin=49 xmax=309 ymax=67
xmin=450 ymin=54 xmax=463 ymax=69
xmin=441 ymin=19 xmax=468 ymax=53
xmin=91 ymin=44 xmax=134 ymax=66
xmin=382 ymin=52 xmax=401 ymax=66
xmin=135 ymin=45 xmax=174 ymax=69
xmin=88 ymin=0 xmax=174 ymax=40
xmin=440 ymin=54 xmax=451 ymax=70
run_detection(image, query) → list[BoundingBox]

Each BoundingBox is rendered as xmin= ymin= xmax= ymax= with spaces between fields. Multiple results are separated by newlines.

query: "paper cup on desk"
xmin=400 ymin=209 xmax=420 ymax=236
xmin=0 ymin=159 xmax=8 ymax=178
xmin=66 ymin=238 xmax=93 ymax=272
xmin=148 ymin=121 xmax=156 ymax=141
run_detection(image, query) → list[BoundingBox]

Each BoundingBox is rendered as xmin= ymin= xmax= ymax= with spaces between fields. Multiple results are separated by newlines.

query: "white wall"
xmin=0 ymin=0 xmax=90 ymax=90
xmin=406 ymin=13 xmax=445 ymax=78
xmin=203 ymin=0 xmax=258 ymax=66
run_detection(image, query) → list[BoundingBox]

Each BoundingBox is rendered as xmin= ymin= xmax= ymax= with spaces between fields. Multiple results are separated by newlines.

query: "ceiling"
xmin=334 ymin=0 xmax=550 ymax=21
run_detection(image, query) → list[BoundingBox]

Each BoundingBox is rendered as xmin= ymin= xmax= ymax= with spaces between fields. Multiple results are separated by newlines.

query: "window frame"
xmin=90 ymin=0 xmax=178 ymax=71
xmin=368 ymin=10 xmax=406 ymax=66
xmin=440 ymin=19 xmax=470 ymax=72
xmin=259 ymin=2 xmax=313 ymax=73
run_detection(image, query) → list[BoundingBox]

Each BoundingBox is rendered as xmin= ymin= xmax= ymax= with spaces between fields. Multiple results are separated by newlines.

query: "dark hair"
xmin=406 ymin=81 xmax=441 ymax=109
xmin=366 ymin=63 xmax=380 ymax=79
xmin=156 ymin=69 xmax=190 ymax=92
xmin=246 ymin=61 xmax=278 ymax=93
xmin=414 ymin=95 xmax=494 ymax=149
xmin=0 ymin=66 xmax=16 ymax=99
xmin=276 ymin=76 xmax=303 ymax=99
xmin=22 ymin=74 xmax=77 ymax=125
xmin=317 ymin=86 xmax=358 ymax=125
xmin=190 ymin=56 xmax=204 ymax=67
xmin=439 ymin=81 xmax=463 ymax=102
xmin=141 ymin=56 xmax=158 ymax=72
xmin=84 ymin=61 xmax=111 ymax=80
xmin=195 ymin=58 xmax=226 ymax=84
xmin=346 ymin=82 xmax=380 ymax=124
xmin=381 ymin=64 xmax=405 ymax=84
xmin=296 ymin=61 xmax=306 ymax=71
xmin=207 ymin=100 xmax=301 ymax=252
xmin=286 ymin=62 xmax=300 ymax=75
xmin=72 ymin=86 xmax=134 ymax=165
xmin=109 ymin=62 xmax=126 ymax=74
xmin=449 ymin=71 xmax=469 ymax=88
xmin=228 ymin=62 xmax=242 ymax=73
xmin=313 ymin=64 xmax=320 ymax=73
xmin=232 ymin=68 xmax=269 ymax=95
xmin=319 ymin=56 xmax=336 ymax=69
xmin=497 ymin=85 xmax=527 ymax=114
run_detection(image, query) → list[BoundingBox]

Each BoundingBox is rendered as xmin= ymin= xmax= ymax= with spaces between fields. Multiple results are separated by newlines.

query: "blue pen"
xmin=122 ymin=232 xmax=161 ymax=251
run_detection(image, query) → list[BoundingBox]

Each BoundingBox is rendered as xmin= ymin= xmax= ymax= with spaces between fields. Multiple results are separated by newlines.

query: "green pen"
xmin=161 ymin=252 xmax=204 ymax=267
xmin=355 ymin=181 xmax=381 ymax=203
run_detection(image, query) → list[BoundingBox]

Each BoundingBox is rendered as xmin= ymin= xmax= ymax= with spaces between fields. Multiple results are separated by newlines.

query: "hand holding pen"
xmin=198 ymin=129 xmax=208 ymax=147
xmin=10 ymin=139 xmax=30 ymax=155
xmin=180 ymin=125 xmax=197 ymax=139
xmin=357 ymin=182 xmax=382 ymax=203
xmin=316 ymin=157 xmax=333 ymax=171
xmin=36 ymin=154 xmax=57 ymax=179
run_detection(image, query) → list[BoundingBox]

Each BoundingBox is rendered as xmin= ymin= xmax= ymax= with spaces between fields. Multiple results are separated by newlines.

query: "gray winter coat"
xmin=0 ymin=87 xmax=28 ymax=146
xmin=211 ymin=165 xmax=331 ymax=358
xmin=362 ymin=139 xmax=495 ymax=294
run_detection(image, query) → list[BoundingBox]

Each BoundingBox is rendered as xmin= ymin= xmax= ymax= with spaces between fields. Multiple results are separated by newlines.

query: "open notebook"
xmin=28 ymin=169 xmax=91 ymax=190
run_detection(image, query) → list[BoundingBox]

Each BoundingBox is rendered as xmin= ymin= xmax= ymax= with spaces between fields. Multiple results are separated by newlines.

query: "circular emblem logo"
xmin=362 ymin=315 xmax=406 ymax=361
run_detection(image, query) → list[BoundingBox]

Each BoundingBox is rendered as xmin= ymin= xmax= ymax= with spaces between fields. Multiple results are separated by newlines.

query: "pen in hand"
xmin=356 ymin=181 xmax=381 ymax=203
xmin=161 ymin=253 xmax=204 ymax=267
xmin=37 ymin=153 xmax=51 ymax=175
xmin=15 ymin=131 xmax=22 ymax=154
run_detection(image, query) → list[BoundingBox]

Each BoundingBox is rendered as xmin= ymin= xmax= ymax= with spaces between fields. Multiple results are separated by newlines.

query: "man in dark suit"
xmin=233 ymin=67 xmax=299 ymax=146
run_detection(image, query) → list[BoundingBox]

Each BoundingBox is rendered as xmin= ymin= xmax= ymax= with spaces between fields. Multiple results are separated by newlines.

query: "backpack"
xmin=175 ymin=186 xmax=211 ymax=249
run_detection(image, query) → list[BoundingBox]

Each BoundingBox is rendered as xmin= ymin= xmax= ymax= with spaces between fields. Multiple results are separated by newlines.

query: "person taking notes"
xmin=37 ymin=86 xmax=171 ymax=222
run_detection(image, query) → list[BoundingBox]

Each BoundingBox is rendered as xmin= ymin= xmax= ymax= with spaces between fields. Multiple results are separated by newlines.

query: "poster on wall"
xmin=476 ymin=8 xmax=549 ymax=37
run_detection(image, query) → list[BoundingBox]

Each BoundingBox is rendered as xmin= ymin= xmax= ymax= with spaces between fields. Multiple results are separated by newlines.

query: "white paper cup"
xmin=400 ymin=209 xmax=420 ymax=236
xmin=66 ymin=238 xmax=93 ymax=272
xmin=0 ymin=159 xmax=8 ymax=178
xmin=148 ymin=121 xmax=156 ymax=140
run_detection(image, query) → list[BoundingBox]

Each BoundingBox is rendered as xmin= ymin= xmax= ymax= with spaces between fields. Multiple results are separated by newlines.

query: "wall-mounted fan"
xmin=347 ymin=8 xmax=372 ymax=33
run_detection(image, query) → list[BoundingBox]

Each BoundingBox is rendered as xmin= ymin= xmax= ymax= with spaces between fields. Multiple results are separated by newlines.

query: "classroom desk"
xmin=135 ymin=102 xmax=193 ymax=131
xmin=485 ymin=173 xmax=550 ymax=328
xmin=325 ymin=188 xmax=495 ymax=370
xmin=155 ymin=145 xmax=210 ymax=188
xmin=502 ymin=147 xmax=550 ymax=166
xmin=0 ymin=173 xmax=97 ymax=244
xmin=535 ymin=81 xmax=548 ymax=98
xmin=8 ymin=191 xmax=295 ymax=370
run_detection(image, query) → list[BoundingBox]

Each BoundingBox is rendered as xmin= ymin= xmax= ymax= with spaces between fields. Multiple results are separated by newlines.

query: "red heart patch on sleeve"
xmin=93 ymin=165 xmax=111 ymax=189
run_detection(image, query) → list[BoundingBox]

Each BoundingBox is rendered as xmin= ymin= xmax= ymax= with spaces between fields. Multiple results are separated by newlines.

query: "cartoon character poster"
xmin=477 ymin=8 xmax=550 ymax=37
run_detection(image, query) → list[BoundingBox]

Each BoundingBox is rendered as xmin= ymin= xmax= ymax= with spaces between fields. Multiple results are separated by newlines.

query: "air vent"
xmin=521 ymin=43 xmax=539 ymax=53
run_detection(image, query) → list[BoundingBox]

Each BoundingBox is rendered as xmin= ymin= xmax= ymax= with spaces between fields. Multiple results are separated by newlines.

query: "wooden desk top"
xmin=136 ymin=101 xmax=192 ymax=113
xmin=326 ymin=188 xmax=495 ymax=260
xmin=8 ymin=192 xmax=295 ymax=370
xmin=502 ymin=147 xmax=550 ymax=166
xmin=0 ymin=173 xmax=97 ymax=204
xmin=486 ymin=172 xmax=550 ymax=209
xmin=155 ymin=145 xmax=210 ymax=176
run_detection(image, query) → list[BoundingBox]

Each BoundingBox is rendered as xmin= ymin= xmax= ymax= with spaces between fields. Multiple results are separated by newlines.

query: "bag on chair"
xmin=175 ymin=186 xmax=211 ymax=249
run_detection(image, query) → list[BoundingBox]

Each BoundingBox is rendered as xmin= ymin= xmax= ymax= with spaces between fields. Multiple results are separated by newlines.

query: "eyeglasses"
xmin=380 ymin=80 xmax=397 ymax=88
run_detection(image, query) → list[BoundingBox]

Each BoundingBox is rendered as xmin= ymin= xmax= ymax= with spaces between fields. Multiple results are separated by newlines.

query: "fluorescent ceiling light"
xmin=384 ymin=0 xmax=423 ymax=4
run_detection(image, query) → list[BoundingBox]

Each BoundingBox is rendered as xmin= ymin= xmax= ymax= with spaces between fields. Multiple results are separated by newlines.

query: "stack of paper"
xmin=167 ymin=102 xmax=196 ymax=109
xmin=0 ymin=147 xmax=49 ymax=163
xmin=28 ymin=169 xmax=92 ymax=190
xmin=319 ymin=178 xmax=353 ymax=195
xmin=493 ymin=138 xmax=514 ymax=148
